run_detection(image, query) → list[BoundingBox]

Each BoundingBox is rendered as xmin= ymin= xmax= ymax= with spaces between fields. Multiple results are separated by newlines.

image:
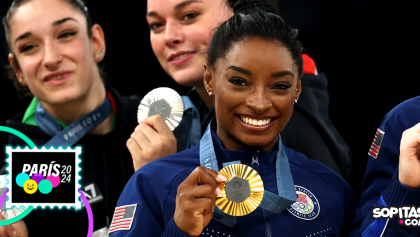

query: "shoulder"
xmin=130 ymin=145 xmax=201 ymax=187
xmin=285 ymin=146 xmax=353 ymax=197
xmin=381 ymin=96 xmax=420 ymax=129
xmin=118 ymin=145 xmax=200 ymax=204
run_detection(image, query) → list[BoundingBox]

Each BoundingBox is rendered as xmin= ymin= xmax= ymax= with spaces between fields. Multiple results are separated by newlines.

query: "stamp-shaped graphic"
xmin=5 ymin=147 xmax=81 ymax=209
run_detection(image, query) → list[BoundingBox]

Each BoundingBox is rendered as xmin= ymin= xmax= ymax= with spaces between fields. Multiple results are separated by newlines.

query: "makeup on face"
xmin=211 ymin=38 xmax=300 ymax=151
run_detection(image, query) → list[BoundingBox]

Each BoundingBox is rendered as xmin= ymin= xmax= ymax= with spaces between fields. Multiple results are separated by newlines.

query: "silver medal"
xmin=137 ymin=87 xmax=184 ymax=131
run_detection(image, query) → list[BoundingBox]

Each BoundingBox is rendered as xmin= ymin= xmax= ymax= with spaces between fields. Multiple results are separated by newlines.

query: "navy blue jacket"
xmin=349 ymin=96 xmax=420 ymax=236
xmin=110 ymin=129 xmax=356 ymax=237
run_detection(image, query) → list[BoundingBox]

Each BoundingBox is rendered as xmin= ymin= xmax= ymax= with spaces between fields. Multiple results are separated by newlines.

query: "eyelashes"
xmin=229 ymin=78 xmax=247 ymax=86
xmin=19 ymin=31 xmax=78 ymax=53
xmin=58 ymin=31 xmax=77 ymax=39
xmin=228 ymin=77 xmax=292 ymax=90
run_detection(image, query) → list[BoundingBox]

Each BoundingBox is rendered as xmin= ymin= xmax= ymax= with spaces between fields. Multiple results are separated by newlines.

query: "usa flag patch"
xmin=368 ymin=129 xmax=385 ymax=159
xmin=109 ymin=204 xmax=137 ymax=233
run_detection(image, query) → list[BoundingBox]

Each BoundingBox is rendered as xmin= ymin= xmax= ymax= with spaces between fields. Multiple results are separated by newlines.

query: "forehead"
xmin=220 ymin=38 xmax=295 ymax=71
xmin=8 ymin=0 xmax=84 ymax=37
xmin=147 ymin=0 xmax=224 ymax=13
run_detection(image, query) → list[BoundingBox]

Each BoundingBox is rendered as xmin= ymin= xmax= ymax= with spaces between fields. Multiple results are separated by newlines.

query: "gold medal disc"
xmin=137 ymin=87 xmax=184 ymax=131
xmin=216 ymin=164 xmax=264 ymax=216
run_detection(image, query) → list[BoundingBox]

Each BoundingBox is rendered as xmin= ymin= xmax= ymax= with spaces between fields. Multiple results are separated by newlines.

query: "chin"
xmin=238 ymin=134 xmax=277 ymax=149
xmin=170 ymin=68 xmax=204 ymax=87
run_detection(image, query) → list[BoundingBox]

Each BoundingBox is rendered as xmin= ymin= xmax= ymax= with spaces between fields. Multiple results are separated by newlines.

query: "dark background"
xmin=0 ymin=0 xmax=418 ymax=200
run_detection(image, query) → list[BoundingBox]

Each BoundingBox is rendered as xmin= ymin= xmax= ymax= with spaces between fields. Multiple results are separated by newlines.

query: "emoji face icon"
xmin=23 ymin=180 xmax=38 ymax=194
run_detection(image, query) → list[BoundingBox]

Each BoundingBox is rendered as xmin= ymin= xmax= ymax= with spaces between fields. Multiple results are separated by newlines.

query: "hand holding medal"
xmin=174 ymin=167 xmax=226 ymax=236
xmin=127 ymin=88 xmax=183 ymax=171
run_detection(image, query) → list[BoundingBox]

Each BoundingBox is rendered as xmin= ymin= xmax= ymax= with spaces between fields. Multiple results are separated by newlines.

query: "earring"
xmin=294 ymin=98 xmax=299 ymax=104
xmin=208 ymin=91 xmax=213 ymax=96
xmin=96 ymin=50 xmax=104 ymax=59
xmin=18 ymin=78 xmax=22 ymax=83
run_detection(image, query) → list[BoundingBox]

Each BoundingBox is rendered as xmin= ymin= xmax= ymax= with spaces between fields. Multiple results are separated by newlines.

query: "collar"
xmin=211 ymin=129 xmax=278 ymax=175
xmin=22 ymin=90 xmax=116 ymax=132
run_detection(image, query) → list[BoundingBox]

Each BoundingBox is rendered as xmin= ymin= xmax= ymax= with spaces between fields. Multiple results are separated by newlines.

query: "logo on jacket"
xmin=287 ymin=185 xmax=319 ymax=220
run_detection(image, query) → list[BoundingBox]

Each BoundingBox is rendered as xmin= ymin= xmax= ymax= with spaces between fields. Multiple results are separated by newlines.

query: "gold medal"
xmin=216 ymin=164 xmax=264 ymax=216
xmin=137 ymin=87 xmax=184 ymax=131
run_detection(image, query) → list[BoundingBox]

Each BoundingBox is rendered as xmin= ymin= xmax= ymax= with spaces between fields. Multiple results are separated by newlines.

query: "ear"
xmin=91 ymin=24 xmax=106 ymax=62
xmin=295 ymin=79 xmax=302 ymax=99
xmin=8 ymin=53 xmax=26 ymax=85
xmin=203 ymin=64 xmax=214 ymax=93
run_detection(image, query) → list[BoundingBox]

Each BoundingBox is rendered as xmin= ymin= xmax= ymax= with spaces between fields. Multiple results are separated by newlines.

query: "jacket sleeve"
xmin=349 ymin=105 xmax=420 ymax=237
xmin=109 ymin=171 xmax=194 ymax=237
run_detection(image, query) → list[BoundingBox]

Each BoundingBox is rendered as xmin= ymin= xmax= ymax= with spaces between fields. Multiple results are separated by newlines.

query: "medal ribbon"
xmin=199 ymin=123 xmax=297 ymax=227
xmin=34 ymin=96 xmax=111 ymax=148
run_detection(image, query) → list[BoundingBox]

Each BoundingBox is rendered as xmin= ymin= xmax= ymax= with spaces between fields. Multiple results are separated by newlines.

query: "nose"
xmin=164 ymin=19 xmax=184 ymax=47
xmin=246 ymin=88 xmax=272 ymax=114
xmin=42 ymin=42 xmax=63 ymax=70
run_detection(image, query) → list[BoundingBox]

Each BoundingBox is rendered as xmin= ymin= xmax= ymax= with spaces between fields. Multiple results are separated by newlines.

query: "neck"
xmin=40 ymin=76 xmax=112 ymax=135
xmin=195 ymin=84 xmax=214 ymax=110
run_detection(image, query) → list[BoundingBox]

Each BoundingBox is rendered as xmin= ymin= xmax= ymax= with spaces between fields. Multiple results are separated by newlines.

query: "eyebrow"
xmin=271 ymin=71 xmax=294 ymax=78
xmin=14 ymin=17 xmax=78 ymax=44
xmin=146 ymin=0 xmax=202 ymax=17
xmin=226 ymin=66 xmax=253 ymax=76
xmin=226 ymin=66 xmax=295 ymax=78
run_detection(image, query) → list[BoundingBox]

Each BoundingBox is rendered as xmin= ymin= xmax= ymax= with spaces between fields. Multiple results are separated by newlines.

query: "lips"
xmin=237 ymin=114 xmax=277 ymax=132
xmin=168 ymin=51 xmax=197 ymax=66
xmin=168 ymin=51 xmax=196 ymax=61
xmin=43 ymin=71 xmax=73 ymax=82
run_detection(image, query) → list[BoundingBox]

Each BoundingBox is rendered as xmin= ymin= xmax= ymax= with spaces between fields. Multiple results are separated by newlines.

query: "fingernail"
xmin=217 ymin=174 xmax=227 ymax=181
xmin=216 ymin=187 xmax=223 ymax=197
xmin=13 ymin=231 xmax=21 ymax=237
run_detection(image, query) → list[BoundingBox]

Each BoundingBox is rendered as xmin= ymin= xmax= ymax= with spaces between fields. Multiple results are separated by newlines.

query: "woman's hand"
xmin=127 ymin=115 xmax=177 ymax=171
xmin=0 ymin=212 xmax=28 ymax=237
xmin=174 ymin=167 xmax=226 ymax=236
xmin=399 ymin=122 xmax=420 ymax=188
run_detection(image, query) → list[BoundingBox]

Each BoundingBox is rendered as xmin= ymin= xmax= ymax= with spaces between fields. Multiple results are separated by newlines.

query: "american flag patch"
xmin=108 ymin=204 xmax=137 ymax=233
xmin=368 ymin=128 xmax=385 ymax=159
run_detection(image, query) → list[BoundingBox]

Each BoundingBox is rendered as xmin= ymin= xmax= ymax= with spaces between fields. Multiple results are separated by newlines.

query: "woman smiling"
xmin=1 ymin=0 xmax=140 ymax=236
xmin=110 ymin=2 xmax=357 ymax=236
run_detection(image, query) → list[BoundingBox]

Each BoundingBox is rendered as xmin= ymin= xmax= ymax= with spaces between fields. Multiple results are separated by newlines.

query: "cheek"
xmin=150 ymin=36 xmax=164 ymax=60
xmin=185 ymin=26 xmax=211 ymax=49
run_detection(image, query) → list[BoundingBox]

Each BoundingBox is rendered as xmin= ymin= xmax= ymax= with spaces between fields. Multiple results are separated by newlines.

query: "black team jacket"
xmin=4 ymin=86 xmax=140 ymax=236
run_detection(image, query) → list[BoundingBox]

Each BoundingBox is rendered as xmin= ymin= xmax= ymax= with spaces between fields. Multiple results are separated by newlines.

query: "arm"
xmin=110 ymin=166 xmax=224 ymax=237
xmin=349 ymin=115 xmax=420 ymax=236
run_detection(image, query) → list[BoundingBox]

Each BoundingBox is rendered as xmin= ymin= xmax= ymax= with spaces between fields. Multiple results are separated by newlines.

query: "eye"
xmin=229 ymin=78 xmax=247 ymax=86
xmin=58 ymin=31 xmax=77 ymax=39
xmin=273 ymin=83 xmax=291 ymax=90
xmin=182 ymin=12 xmax=198 ymax=21
xmin=20 ymin=44 xmax=37 ymax=53
xmin=149 ymin=22 xmax=163 ymax=31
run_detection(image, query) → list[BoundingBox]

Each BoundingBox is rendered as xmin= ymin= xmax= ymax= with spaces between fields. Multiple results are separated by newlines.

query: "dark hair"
xmin=2 ymin=0 xmax=94 ymax=99
xmin=208 ymin=0 xmax=303 ymax=79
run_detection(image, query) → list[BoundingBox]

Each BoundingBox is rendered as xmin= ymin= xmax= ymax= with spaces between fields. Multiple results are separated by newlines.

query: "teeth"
xmin=49 ymin=75 xmax=63 ymax=81
xmin=240 ymin=116 xmax=272 ymax=126
xmin=173 ymin=53 xmax=190 ymax=60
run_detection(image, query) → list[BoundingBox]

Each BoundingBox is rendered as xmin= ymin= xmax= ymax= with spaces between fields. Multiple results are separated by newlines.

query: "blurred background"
xmin=0 ymin=0 xmax=418 ymax=200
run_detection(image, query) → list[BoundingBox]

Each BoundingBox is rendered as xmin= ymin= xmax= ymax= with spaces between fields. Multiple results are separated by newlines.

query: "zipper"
xmin=251 ymin=150 xmax=259 ymax=167
xmin=251 ymin=150 xmax=272 ymax=237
